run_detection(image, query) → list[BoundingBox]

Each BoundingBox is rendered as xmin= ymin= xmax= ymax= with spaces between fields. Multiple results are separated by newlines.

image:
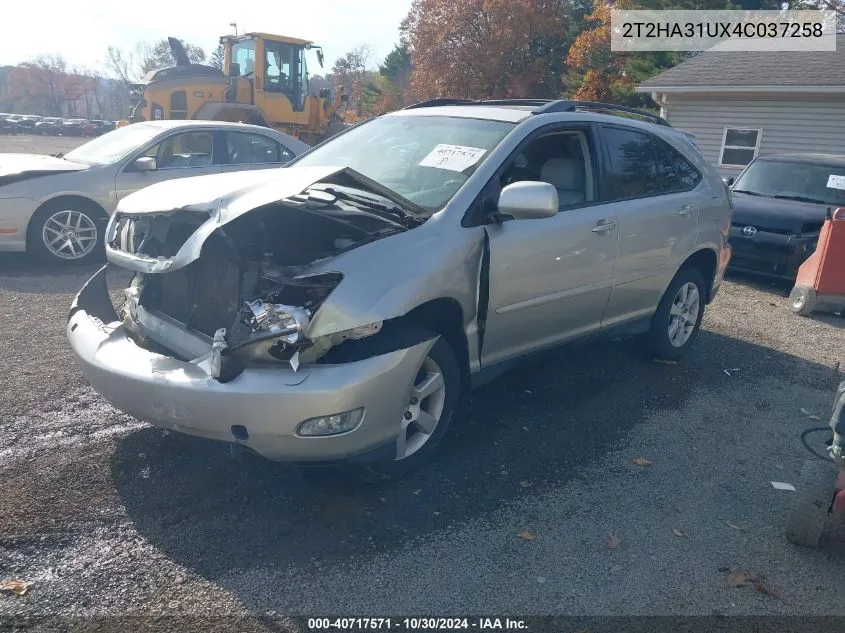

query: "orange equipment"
xmin=790 ymin=207 xmax=845 ymax=316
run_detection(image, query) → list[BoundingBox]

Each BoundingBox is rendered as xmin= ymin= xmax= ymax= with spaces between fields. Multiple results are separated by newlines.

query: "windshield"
xmin=292 ymin=115 xmax=515 ymax=211
xmin=64 ymin=124 xmax=162 ymax=165
xmin=734 ymin=159 xmax=845 ymax=206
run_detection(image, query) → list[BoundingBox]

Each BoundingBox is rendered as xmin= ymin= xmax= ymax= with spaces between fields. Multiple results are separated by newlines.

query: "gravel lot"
xmin=1 ymin=136 xmax=845 ymax=630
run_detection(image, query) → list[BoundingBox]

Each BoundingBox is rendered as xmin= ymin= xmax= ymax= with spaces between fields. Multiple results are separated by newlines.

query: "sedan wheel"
xmin=42 ymin=209 xmax=99 ymax=260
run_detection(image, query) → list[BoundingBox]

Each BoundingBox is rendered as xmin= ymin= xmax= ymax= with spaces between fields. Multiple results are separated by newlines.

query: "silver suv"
xmin=67 ymin=99 xmax=732 ymax=474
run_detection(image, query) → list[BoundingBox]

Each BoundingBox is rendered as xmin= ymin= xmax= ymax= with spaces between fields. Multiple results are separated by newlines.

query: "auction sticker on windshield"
xmin=419 ymin=144 xmax=487 ymax=172
xmin=827 ymin=174 xmax=845 ymax=190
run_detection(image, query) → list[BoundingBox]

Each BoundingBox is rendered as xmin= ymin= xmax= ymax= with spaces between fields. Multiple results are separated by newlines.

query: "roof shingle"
xmin=639 ymin=34 xmax=845 ymax=88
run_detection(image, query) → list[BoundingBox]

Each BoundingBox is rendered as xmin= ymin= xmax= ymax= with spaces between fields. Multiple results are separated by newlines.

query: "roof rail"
xmin=475 ymin=99 xmax=555 ymax=107
xmin=535 ymin=100 xmax=670 ymax=126
xmin=403 ymin=99 xmax=476 ymax=110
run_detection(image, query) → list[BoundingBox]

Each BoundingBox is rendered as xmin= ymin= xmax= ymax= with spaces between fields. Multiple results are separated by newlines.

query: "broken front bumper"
xmin=66 ymin=266 xmax=432 ymax=462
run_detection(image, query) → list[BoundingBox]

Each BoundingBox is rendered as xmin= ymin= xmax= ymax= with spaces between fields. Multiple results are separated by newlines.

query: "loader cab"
xmin=224 ymin=33 xmax=322 ymax=114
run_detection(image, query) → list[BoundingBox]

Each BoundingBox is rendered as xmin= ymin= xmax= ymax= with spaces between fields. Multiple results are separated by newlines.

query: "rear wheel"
xmin=646 ymin=268 xmax=706 ymax=361
xmin=27 ymin=200 xmax=105 ymax=264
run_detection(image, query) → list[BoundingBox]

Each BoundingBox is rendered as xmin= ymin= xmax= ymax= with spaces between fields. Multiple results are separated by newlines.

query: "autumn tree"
xmin=401 ymin=0 xmax=575 ymax=101
xmin=6 ymin=55 xmax=90 ymax=116
xmin=330 ymin=46 xmax=375 ymax=121
xmin=140 ymin=39 xmax=206 ymax=74
xmin=564 ymin=0 xmax=734 ymax=106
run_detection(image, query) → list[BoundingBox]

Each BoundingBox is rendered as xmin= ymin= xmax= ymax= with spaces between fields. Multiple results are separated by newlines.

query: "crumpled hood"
xmin=0 ymin=153 xmax=89 ymax=178
xmin=731 ymin=192 xmax=830 ymax=232
xmin=107 ymin=165 xmax=351 ymax=273
xmin=116 ymin=165 xmax=344 ymax=220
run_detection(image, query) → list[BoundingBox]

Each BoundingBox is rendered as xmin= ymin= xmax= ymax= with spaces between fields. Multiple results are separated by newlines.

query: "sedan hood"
xmin=116 ymin=165 xmax=344 ymax=220
xmin=731 ymin=192 xmax=830 ymax=232
xmin=0 ymin=153 xmax=89 ymax=179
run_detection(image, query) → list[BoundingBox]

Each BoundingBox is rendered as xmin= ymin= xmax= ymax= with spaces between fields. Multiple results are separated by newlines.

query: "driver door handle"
xmin=592 ymin=220 xmax=616 ymax=234
xmin=678 ymin=205 xmax=694 ymax=217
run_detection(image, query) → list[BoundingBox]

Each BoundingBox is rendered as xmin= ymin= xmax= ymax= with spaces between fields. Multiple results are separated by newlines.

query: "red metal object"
xmin=790 ymin=208 xmax=845 ymax=315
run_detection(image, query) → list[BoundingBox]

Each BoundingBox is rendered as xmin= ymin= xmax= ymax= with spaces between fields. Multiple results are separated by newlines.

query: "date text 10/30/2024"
xmin=308 ymin=618 xmax=529 ymax=630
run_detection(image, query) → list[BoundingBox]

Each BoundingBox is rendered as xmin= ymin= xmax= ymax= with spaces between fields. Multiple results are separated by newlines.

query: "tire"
xmin=646 ymin=267 xmax=707 ymax=361
xmin=27 ymin=199 xmax=106 ymax=264
xmin=786 ymin=459 xmax=836 ymax=548
xmin=354 ymin=333 xmax=461 ymax=480
xmin=790 ymin=287 xmax=817 ymax=317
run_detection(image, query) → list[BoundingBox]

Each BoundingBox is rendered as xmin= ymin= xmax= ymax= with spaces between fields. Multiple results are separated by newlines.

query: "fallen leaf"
xmin=654 ymin=359 xmax=677 ymax=365
xmin=0 ymin=581 xmax=32 ymax=597
xmin=671 ymin=528 xmax=685 ymax=538
xmin=607 ymin=534 xmax=622 ymax=549
xmin=412 ymin=489 xmax=421 ymax=495
xmin=800 ymin=408 xmax=812 ymax=416
xmin=723 ymin=369 xmax=733 ymax=376
xmin=809 ymin=415 xmax=821 ymax=421
xmin=521 ymin=426 xmax=530 ymax=432
xmin=727 ymin=568 xmax=758 ymax=587
xmin=519 ymin=530 xmax=535 ymax=541
xmin=633 ymin=457 xmax=652 ymax=467
xmin=753 ymin=579 xmax=780 ymax=599
xmin=725 ymin=521 xmax=744 ymax=531
xmin=771 ymin=481 xmax=796 ymax=491
xmin=519 ymin=480 xmax=533 ymax=488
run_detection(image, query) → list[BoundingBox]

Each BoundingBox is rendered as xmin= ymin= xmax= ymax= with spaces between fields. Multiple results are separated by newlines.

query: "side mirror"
xmin=497 ymin=181 xmax=558 ymax=220
xmin=134 ymin=156 xmax=157 ymax=172
xmin=722 ymin=176 xmax=735 ymax=187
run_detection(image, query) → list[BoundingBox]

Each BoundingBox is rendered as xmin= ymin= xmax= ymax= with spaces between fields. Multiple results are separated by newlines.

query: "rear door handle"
xmin=678 ymin=205 xmax=694 ymax=217
xmin=592 ymin=220 xmax=616 ymax=234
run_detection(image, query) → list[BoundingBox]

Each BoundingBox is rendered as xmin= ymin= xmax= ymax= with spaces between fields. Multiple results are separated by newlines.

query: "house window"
xmin=719 ymin=127 xmax=761 ymax=167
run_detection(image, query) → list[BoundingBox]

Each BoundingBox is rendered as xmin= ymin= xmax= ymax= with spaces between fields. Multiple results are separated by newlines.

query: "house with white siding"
xmin=635 ymin=34 xmax=845 ymax=177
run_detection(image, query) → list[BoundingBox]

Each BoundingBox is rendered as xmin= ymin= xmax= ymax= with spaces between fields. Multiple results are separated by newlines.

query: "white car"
xmin=0 ymin=120 xmax=308 ymax=263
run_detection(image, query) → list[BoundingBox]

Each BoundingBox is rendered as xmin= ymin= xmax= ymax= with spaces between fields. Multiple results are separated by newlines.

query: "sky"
xmin=1 ymin=0 xmax=415 ymax=75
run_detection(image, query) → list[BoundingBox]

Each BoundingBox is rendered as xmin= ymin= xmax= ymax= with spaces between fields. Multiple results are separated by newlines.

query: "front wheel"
xmin=646 ymin=268 xmax=706 ymax=361
xmin=358 ymin=334 xmax=461 ymax=479
xmin=27 ymin=201 xmax=105 ymax=264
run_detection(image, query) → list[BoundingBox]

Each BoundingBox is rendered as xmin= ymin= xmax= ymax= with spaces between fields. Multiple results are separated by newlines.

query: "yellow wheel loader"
xmin=126 ymin=34 xmax=349 ymax=145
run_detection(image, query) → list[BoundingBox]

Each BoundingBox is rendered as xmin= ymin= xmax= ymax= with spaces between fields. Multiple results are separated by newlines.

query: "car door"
xmin=480 ymin=125 xmax=619 ymax=367
xmin=113 ymin=129 xmax=221 ymax=203
xmin=598 ymin=125 xmax=701 ymax=329
xmin=217 ymin=130 xmax=297 ymax=174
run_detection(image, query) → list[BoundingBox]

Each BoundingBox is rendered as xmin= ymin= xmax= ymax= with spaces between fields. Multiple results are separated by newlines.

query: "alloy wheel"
xmin=668 ymin=281 xmax=700 ymax=348
xmin=396 ymin=356 xmax=447 ymax=460
xmin=41 ymin=210 xmax=98 ymax=260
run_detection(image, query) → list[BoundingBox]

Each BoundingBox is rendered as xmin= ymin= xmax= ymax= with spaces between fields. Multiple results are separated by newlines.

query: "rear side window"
xmin=603 ymin=126 xmax=660 ymax=199
xmin=658 ymin=138 xmax=702 ymax=190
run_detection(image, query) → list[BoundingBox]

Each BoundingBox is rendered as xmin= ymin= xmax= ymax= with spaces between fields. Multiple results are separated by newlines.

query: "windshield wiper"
xmin=771 ymin=194 xmax=826 ymax=204
xmin=315 ymin=186 xmax=424 ymax=227
xmin=731 ymin=189 xmax=765 ymax=196
xmin=52 ymin=152 xmax=65 ymax=159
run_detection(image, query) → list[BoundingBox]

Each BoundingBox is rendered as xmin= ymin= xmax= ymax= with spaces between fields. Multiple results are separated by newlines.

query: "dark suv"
xmin=728 ymin=154 xmax=845 ymax=279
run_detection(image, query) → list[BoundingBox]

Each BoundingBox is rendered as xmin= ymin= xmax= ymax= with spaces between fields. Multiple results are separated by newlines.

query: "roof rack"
xmin=403 ymin=99 xmax=476 ymax=109
xmin=403 ymin=97 xmax=670 ymax=126
xmin=535 ymin=100 xmax=671 ymax=126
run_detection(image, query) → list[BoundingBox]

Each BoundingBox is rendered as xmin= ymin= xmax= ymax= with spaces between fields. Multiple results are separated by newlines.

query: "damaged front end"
xmin=107 ymin=170 xmax=421 ymax=378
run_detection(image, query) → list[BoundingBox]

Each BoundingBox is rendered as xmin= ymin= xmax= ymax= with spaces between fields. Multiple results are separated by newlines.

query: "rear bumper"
xmin=728 ymin=227 xmax=815 ymax=279
xmin=67 ymin=266 xmax=432 ymax=462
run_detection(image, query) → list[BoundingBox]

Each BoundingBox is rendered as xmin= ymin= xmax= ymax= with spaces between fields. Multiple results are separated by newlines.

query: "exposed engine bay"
xmin=112 ymin=179 xmax=424 ymax=377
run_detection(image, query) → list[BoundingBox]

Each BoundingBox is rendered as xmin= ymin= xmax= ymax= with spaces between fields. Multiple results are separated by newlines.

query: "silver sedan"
xmin=0 ymin=120 xmax=308 ymax=263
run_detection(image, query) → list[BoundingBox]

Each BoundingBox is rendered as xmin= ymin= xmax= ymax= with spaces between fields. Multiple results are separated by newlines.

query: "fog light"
xmin=297 ymin=408 xmax=364 ymax=437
